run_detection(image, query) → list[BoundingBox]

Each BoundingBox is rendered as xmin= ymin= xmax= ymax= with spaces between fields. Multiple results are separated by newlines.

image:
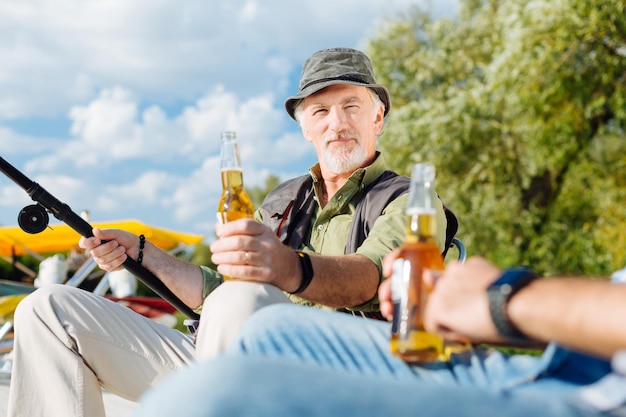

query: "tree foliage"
xmin=368 ymin=0 xmax=626 ymax=275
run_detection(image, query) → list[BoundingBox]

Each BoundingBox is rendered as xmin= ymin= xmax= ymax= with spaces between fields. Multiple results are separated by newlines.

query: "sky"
xmin=0 ymin=0 xmax=459 ymax=244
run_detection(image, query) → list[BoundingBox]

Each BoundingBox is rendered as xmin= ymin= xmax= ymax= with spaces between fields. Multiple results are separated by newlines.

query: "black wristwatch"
xmin=487 ymin=267 xmax=538 ymax=340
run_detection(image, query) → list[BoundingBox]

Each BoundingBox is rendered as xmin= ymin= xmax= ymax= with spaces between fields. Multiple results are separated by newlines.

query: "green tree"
xmin=368 ymin=0 xmax=626 ymax=275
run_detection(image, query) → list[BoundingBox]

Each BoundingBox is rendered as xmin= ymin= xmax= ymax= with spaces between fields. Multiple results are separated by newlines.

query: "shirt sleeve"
xmin=195 ymin=265 xmax=224 ymax=313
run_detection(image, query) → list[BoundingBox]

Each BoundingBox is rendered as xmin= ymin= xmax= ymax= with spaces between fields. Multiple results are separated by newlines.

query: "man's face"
xmin=299 ymin=84 xmax=384 ymax=176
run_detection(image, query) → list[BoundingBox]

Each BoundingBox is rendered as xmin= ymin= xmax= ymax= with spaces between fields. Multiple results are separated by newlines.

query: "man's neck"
xmin=319 ymin=154 xmax=379 ymax=204
xmin=319 ymin=171 xmax=350 ymax=205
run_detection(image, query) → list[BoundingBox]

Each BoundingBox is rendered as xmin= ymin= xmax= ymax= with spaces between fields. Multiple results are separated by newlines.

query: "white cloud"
xmin=69 ymin=88 xmax=140 ymax=154
xmin=0 ymin=0 xmax=459 ymax=119
xmin=0 ymin=0 xmax=459 ymax=236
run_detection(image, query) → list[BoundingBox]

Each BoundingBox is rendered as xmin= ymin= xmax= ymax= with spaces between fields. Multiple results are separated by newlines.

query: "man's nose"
xmin=328 ymin=107 xmax=349 ymax=131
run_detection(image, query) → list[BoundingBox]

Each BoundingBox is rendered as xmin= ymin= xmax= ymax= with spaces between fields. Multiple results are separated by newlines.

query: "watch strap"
xmin=290 ymin=251 xmax=314 ymax=295
xmin=487 ymin=267 xmax=538 ymax=340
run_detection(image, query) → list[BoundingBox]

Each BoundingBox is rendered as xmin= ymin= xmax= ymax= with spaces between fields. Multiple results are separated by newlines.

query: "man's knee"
xmin=243 ymin=303 xmax=344 ymax=331
xmin=201 ymin=281 xmax=290 ymax=315
xmin=194 ymin=282 xmax=291 ymax=358
xmin=14 ymin=284 xmax=81 ymax=325
xmin=229 ymin=304 xmax=325 ymax=353
xmin=240 ymin=303 xmax=307 ymax=331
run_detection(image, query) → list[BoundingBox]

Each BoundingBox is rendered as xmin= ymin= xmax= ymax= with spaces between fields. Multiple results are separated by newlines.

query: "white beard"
xmin=320 ymin=133 xmax=369 ymax=175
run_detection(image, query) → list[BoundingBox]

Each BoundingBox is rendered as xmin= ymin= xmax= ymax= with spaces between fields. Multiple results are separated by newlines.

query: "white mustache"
xmin=324 ymin=132 xmax=359 ymax=145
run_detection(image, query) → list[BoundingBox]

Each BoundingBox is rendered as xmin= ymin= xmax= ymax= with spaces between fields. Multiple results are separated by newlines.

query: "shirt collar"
xmin=307 ymin=151 xmax=389 ymax=188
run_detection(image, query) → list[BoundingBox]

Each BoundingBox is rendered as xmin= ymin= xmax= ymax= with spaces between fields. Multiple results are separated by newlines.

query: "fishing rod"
xmin=0 ymin=156 xmax=200 ymax=320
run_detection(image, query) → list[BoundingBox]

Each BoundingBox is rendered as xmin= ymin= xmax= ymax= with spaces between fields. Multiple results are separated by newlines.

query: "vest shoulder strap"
xmin=345 ymin=170 xmax=410 ymax=254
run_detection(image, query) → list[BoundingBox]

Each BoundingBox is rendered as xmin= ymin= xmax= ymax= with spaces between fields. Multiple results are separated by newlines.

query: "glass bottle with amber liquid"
xmin=217 ymin=131 xmax=254 ymax=223
xmin=389 ymin=162 xmax=445 ymax=362
xmin=216 ymin=131 xmax=255 ymax=280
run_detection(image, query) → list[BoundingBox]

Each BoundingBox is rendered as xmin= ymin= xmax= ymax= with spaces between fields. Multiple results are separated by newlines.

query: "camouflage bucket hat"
xmin=284 ymin=47 xmax=391 ymax=121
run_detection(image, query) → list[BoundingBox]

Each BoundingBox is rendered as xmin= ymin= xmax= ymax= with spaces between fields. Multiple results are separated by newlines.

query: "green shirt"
xmin=199 ymin=153 xmax=447 ymax=313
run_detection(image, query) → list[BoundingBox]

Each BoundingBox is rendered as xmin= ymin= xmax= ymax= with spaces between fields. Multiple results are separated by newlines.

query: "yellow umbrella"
xmin=0 ymin=219 xmax=204 ymax=257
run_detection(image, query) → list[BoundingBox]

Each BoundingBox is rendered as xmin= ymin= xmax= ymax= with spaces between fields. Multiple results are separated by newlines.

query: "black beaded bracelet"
xmin=137 ymin=234 xmax=146 ymax=265
xmin=290 ymin=251 xmax=314 ymax=295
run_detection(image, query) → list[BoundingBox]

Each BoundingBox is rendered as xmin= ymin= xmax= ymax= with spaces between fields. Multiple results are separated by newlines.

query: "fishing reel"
xmin=18 ymin=204 xmax=50 ymax=234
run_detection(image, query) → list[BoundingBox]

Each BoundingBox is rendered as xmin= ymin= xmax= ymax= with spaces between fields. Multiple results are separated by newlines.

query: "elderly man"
xmin=8 ymin=48 xmax=451 ymax=417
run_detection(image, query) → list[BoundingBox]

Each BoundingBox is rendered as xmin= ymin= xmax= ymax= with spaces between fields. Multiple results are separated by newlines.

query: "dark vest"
xmin=258 ymin=170 xmax=457 ymax=256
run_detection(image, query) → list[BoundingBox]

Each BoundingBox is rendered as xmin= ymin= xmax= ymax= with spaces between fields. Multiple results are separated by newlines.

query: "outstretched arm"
xmin=80 ymin=228 xmax=205 ymax=309
xmin=506 ymin=274 xmax=626 ymax=358
xmin=380 ymin=253 xmax=626 ymax=359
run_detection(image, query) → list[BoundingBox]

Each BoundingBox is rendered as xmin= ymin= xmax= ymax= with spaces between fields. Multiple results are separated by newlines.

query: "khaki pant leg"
xmin=194 ymin=281 xmax=291 ymax=360
xmin=7 ymin=284 xmax=195 ymax=417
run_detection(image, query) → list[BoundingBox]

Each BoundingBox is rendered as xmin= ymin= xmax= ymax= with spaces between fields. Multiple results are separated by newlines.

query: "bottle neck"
xmin=220 ymin=136 xmax=242 ymax=171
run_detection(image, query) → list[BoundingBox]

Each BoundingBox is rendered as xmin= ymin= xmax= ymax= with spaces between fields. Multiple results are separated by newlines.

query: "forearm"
xmin=140 ymin=240 xmax=205 ymax=309
xmin=295 ymin=253 xmax=380 ymax=309
xmin=508 ymin=277 xmax=626 ymax=358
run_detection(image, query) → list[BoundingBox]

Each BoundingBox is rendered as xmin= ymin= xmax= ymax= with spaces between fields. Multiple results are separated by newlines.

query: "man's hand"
xmin=210 ymin=219 xmax=300 ymax=292
xmin=422 ymin=258 xmax=503 ymax=343
xmin=379 ymin=251 xmax=506 ymax=344
xmin=79 ymin=228 xmax=139 ymax=272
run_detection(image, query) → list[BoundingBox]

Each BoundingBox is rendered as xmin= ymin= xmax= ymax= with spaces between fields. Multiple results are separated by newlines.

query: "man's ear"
xmin=373 ymin=106 xmax=385 ymax=134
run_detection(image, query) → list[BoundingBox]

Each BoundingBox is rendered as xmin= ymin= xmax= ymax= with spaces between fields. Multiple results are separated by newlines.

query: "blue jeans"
xmin=134 ymin=304 xmax=616 ymax=417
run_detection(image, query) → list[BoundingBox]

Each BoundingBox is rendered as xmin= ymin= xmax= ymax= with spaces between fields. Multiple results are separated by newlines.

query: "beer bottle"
xmin=389 ymin=162 xmax=445 ymax=362
xmin=217 ymin=131 xmax=255 ymax=224
xmin=216 ymin=131 xmax=255 ymax=281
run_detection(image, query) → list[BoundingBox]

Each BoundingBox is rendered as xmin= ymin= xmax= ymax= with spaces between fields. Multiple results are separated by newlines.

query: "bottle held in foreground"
xmin=389 ymin=162 xmax=445 ymax=363
xmin=216 ymin=131 xmax=254 ymax=280
xmin=217 ymin=131 xmax=254 ymax=223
